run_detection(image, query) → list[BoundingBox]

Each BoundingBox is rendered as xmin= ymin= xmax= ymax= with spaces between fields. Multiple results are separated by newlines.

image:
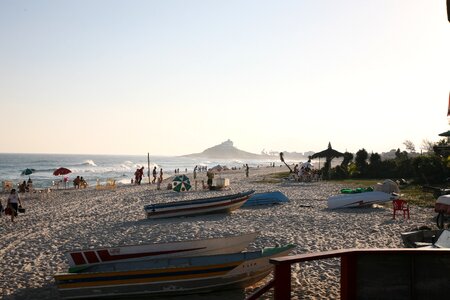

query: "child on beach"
xmin=156 ymin=177 xmax=162 ymax=190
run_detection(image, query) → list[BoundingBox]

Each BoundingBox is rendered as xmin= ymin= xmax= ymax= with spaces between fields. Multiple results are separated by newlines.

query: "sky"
xmin=0 ymin=0 xmax=449 ymax=156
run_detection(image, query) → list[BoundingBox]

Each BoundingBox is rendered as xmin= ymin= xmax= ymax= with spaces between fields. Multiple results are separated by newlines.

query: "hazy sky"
xmin=1 ymin=1 xmax=449 ymax=156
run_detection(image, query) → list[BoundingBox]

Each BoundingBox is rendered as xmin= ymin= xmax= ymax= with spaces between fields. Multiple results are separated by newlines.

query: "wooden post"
xmin=147 ymin=153 xmax=151 ymax=184
xmin=340 ymin=253 xmax=357 ymax=300
xmin=273 ymin=263 xmax=291 ymax=300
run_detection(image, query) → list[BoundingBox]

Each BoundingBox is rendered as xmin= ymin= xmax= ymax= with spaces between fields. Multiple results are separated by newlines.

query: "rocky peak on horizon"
xmin=183 ymin=140 xmax=262 ymax=159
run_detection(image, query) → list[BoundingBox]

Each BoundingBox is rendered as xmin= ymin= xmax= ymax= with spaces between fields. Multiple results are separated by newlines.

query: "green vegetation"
xmin=330 ymin=179 xmax=436 ymax=208
xmin=259 ymin=172 xmax=438 ymax=208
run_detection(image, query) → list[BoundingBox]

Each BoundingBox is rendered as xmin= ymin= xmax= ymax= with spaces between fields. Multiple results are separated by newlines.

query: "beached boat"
xmin=402 ymin=229 xmax=450 ymax=249
xmin=54 ymin=244 xmax=295 ymax=299
xmin=242 ymin=191 xmax=289 ymax=207
xmin=66 ymin=232 xmax=259 ymax=272
xmin=144 ymin=190 xmax=254 ymax=219
xmin=401 ymin=229 xmax=443 ymax=248
xmin=327 ymin=191 xmax=398 ymax=209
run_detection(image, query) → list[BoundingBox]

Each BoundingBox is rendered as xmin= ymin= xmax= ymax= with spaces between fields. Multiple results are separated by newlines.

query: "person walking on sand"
xmin=245 ymin=164 xmax=249 ymax=178
xmin=193 ymin=165 xmax=198 ymax=180
xmin=152 ymin=166 xmax=157 ymax=183
xmin=6 ymin=189 xmax=22 ymax=222
xmin=138 ymin=166 xmax=144 ymax=184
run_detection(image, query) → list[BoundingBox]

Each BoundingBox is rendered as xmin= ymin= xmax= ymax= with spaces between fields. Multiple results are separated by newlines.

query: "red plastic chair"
xmin=393 ymin=199 xmax=410 ymax=219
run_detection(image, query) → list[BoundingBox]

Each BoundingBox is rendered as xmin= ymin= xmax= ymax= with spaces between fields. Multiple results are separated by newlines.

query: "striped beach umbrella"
xmin=172 ymin=175 xmax=191 ymax=192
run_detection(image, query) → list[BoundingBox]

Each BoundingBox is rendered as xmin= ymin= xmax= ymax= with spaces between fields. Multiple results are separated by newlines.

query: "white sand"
xmin=0 ymin=166 xmax=436 ymax=299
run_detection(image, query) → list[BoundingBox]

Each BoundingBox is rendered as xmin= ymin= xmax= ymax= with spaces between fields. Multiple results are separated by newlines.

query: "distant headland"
xmin=182 ymin=140 xmax=310 ymax=160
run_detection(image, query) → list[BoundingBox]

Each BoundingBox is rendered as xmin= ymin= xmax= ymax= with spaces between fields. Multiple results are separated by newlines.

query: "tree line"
xmin=325 ymin=139 xmax=450 ymax=185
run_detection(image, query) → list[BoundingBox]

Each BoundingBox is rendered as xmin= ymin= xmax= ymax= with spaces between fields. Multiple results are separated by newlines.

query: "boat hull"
xmin=66 ymin=232 xmax=259 ymax=271
xmin=144 ymin=190 xmax=254 ymax=219
xmin=327 ymin=191 xmax=398 ymax=209
xmin=242 ymin=191 xmax=289 ymax=207
xmin=55 ymin=245 xmax=295 ymax=299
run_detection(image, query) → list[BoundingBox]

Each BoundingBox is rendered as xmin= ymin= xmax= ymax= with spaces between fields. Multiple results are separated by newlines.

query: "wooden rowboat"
xmin=144 ymin=190 xmax=255 ymax=219
xmin=54 ymin=244 xmax=295 ymax=299
xmin=66 ymin=232 xmax=258 ymax=272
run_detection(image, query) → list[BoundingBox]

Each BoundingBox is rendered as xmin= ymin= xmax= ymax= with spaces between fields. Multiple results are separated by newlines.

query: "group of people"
xmin=134 ymin=167 xmax=145 ymax=185
xmin=18 ymin=177 xmax=33 ymax=193
xmin=132 ymin=166 xmax=165 ymax=186
xmin=293 ymin=159 xmax=321 ymax=182
xmin=73 ymin=176 xmax=87 ymax=189
xmin=151 ymin=166 xmax=164 ymax=184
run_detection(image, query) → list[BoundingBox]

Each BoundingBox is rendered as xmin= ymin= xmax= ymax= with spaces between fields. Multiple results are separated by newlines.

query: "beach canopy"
xmin=209 ymin=165 xmax=224 ymax=173
xmin=21 ymin=168 xmax=35 ymax=176
xmin=439 ymin=130 xmax=450 ymax=137
xmin=172 ymin=175 xmax=191 ymax=192
xmin=53 ymin=167 xmax=72 ymax=176
xmin=311 ymin=142 xmax=344 ymax=160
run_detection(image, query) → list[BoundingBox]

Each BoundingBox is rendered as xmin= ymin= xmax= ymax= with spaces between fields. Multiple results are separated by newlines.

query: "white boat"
xmin=327 ymin=191 xmax=398 ymax=209
xmin=54 ymin=244 xmax=296 ymax=299
xmin=66 ymin=232 xmax=258 ymax=272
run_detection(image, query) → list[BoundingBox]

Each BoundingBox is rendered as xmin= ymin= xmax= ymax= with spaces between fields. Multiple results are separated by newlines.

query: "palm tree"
xmin=280 ymin=152 xmax=293 ymax=173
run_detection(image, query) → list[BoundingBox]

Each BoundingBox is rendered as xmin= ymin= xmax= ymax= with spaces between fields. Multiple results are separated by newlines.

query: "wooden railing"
xmin=246 ymin=248 xmax=450 ymax=300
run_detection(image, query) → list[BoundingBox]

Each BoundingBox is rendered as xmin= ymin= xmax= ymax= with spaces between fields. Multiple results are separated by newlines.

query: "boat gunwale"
xmin=144 ymin=190 xmax=255 ymax=210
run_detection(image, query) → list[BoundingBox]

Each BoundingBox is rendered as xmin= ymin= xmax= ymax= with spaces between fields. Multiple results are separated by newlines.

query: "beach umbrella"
xmin=311 ymin=142 xmax=344 ymax=161
xmin=53 ymin=167 xmax=72 ymax=176
xmin=21 ymin=168 xmax=35 ymax=176
xmin=172 ymin=175 xmax=191 ymax=192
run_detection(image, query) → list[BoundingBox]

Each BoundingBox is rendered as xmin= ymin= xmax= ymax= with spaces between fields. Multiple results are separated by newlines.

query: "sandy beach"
xmin=0 ymin=166 xmax=436 ymax=299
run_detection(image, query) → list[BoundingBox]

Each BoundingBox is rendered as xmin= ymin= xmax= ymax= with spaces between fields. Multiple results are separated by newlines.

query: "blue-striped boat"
xmin=242 ymin=191 xmax=289 ymax=207
xmin=144 ymin=190 xmax=255 ymax=219
xmin=54 ymin=244 xmax=295 ymax=299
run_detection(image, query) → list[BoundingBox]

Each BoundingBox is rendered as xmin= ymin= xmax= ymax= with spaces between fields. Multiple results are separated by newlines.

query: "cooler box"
xmin=213 ymin=178 xmax=230 ymax=188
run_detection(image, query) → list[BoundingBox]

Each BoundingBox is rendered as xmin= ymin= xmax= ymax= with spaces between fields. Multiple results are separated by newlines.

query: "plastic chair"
xmin=393 ymin=199 xmax=410 ymax=219
xmin=2 ymin=180 xmax=13 ymax=192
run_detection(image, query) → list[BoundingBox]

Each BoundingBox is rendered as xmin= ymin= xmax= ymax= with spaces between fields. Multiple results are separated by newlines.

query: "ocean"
xmin=0 ymin=153 xmax=278 ymax=189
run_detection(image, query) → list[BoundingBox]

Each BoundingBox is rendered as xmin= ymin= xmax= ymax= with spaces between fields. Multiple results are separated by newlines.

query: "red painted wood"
xmin=274 ymin=263 xmax=291 ymax=300
xmin=340 ymin=253 xmax=357 ymax=300
xmin=84 ymin=251 xmax=99 ymax=263
xmin=70 ymin=252 xmax=86 ymax=265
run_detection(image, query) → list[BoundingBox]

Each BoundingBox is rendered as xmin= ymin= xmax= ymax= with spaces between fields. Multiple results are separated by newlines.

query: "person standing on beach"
xmin=159 ymin=168 xmax=163 ymax=182
xmin=245 ymin=164 xmax=249 ymax=178
xmin=193 ymin=166 xmax=197 ymax=180
xmin=206 ymin=170 xmax=214 ymax=188
xmin=138 ymin=167 xmax=144 ymax=184
xmin=152 ymin=166 xmax=157 ymax=183
xmin=6 ymin=189 xmax=22 ymax=222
